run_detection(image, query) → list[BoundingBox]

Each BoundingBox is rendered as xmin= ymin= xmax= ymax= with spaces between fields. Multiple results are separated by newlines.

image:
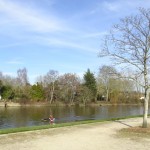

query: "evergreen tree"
xmin=83 ymin=69 xmax=97 ymax=101
xmin=1 ymin=85 xmax=15 ymax=100
xmin=31 ymin=82 xmax=45 ymax=101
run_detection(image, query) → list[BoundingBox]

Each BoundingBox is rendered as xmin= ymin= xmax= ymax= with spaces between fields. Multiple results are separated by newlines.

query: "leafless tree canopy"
xmin=99 ymin=8 xmax=150 ymax=128
xmin=100 ymin=8 xmax=150 ymax=84
xmin=17 ymin=68 xmax=28 ymax=86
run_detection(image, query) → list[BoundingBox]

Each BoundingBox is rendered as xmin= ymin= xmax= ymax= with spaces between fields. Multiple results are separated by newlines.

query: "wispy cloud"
xmin=104 ymin=0 xmax=150 ymax=12
xmin=6 ymin=59 xmax=24 ymax=65
xmin=0 ymin=0 xmax=96 ymax=53
xmin=3 ymin=72 xmax=16 ymax=77
xmin=0 ymin=43 xmax=23 ymax=48
xmin=82 ymin=31 xmax=108 ymax=38
xmin=0 ymin=0 xmax=66 ymax=33
xmin=35 ymin=36 xmax=98 ymax=53
xmin=103 ymin=1 xmax=121 ymax=12
xmin=90 ymin=0 xmax=150 ymax=15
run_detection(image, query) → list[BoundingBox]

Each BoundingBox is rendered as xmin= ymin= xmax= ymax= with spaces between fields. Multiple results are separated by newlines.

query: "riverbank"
xmin=0 ymin=101 xmax=143 ymax=107
xmin=0 ymin=102 xmax=21 ymax=107
xmin=0 ymin=117 xmax=150 ymax=150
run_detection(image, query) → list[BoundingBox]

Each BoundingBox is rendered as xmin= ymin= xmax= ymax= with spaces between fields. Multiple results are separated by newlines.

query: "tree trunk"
xmin=143 ymin=88 xmax=150 ymax=128
xmin=71 ymin=92 xmax=74 ymax=105
xmin=50 ymin=82 xmax=55 ymax=104
xmin=106 ymin=88 xmax=109 ymax=101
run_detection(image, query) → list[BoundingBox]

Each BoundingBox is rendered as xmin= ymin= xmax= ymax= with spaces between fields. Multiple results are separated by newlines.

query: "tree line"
xmin=0 ymin=66 xmax=143 ymax=105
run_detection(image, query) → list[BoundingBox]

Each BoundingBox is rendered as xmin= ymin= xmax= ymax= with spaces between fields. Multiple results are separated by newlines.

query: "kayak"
xmin=41 ymin=118 xmax=49 ymax=122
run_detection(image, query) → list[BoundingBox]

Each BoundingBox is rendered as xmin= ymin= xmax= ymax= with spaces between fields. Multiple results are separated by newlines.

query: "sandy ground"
xmin=0 ymin=117 xmax=150 ymax=150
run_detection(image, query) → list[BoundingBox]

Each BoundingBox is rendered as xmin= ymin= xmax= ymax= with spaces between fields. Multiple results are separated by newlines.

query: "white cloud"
xmin=0 ymin=0 xmax=66 ymax=33
xmin=0 ymin=43 xmax=22 ymax=48
xmin=6 ymin=59 xmax=24 ymax=65
xmin=35 ymin=36 xmax=98 ymax=53
xmin=3 ymin=72 xmax=16 ymax=76
xmin=103 ymin=1 xmax=120 ymax=12
xmin=90 ymin=0 xmax=150 ymax=15
xmin=0 ymin=0 xmax=91 ymax=53
xmin=104 ymin=0 xmax=150 ymax=12
xmin=82 ymin=31 xmax=108 ymax=38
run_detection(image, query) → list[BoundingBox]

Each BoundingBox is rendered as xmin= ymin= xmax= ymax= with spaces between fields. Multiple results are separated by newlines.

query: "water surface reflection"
xmin=0 ymin=105 xmax=147 ymax=129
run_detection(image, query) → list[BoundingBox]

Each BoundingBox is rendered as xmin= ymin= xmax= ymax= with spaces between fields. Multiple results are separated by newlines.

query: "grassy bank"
xmin=0 ymin=115 xmax=148 ymax=135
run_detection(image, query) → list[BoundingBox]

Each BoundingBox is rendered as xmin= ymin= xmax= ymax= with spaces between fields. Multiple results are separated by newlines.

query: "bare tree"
xmin=17 ymin=68 xmax=28 ymax=87
xmin=44 ymin=70 xmax=59 ymax=104
xmin=36 ymin=70 xmax=59 ymax=103
xmin=0 ymin=72 xmax=2 ymax=79
xmin=99 ymin=8 xmax=150 ymax=128
xmin=77 ymin=85 xmax=93 ymax=105
xmin=58 ymin=73 xmax=80 ymax=105
xmin=98 ymin=65 xmax=117 ymax=101
xmin=0 ymin=72 xmax=18 ymax=88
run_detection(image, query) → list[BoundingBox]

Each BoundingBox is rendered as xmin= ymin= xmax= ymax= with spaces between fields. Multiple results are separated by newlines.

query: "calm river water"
xmin=0 ymin=105 xmax=149 ymax=129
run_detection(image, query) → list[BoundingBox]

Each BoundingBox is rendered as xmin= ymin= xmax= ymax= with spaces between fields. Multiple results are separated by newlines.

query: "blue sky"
xmin=0 ymin=0 xmax=150 ymax=83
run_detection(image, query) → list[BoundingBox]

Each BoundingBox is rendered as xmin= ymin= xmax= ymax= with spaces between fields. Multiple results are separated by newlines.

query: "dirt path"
xmin=0 ymin=118 xmax=150 ymax=150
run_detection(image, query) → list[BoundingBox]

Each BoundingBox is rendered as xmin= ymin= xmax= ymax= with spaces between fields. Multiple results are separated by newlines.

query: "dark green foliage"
xmin=1 ymin=85 xmax=15 ymax=100
xmin=30 ymin=82 xmax=45 ymax=101
xmin=83 ymin=69 xmax=97 ymax=100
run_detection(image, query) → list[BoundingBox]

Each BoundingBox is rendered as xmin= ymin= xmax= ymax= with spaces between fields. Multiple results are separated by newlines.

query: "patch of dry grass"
xmin=119 ymin=124 xmax=150 ymax=139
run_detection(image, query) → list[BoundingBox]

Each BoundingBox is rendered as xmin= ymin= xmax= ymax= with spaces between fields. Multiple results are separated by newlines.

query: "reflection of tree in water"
xmin=74 ymin=106 xmax=99 ymax=120
xmin=0 ymin=105 xmax=146 ymax=129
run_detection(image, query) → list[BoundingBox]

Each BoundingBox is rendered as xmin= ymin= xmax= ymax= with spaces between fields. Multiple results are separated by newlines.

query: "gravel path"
xmin=0 ymin=118 xmax=150 ymax=150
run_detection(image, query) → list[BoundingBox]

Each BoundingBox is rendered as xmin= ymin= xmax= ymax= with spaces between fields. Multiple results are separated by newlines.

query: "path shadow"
xmin=114 ymin=120 xmax=132 ymax=127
